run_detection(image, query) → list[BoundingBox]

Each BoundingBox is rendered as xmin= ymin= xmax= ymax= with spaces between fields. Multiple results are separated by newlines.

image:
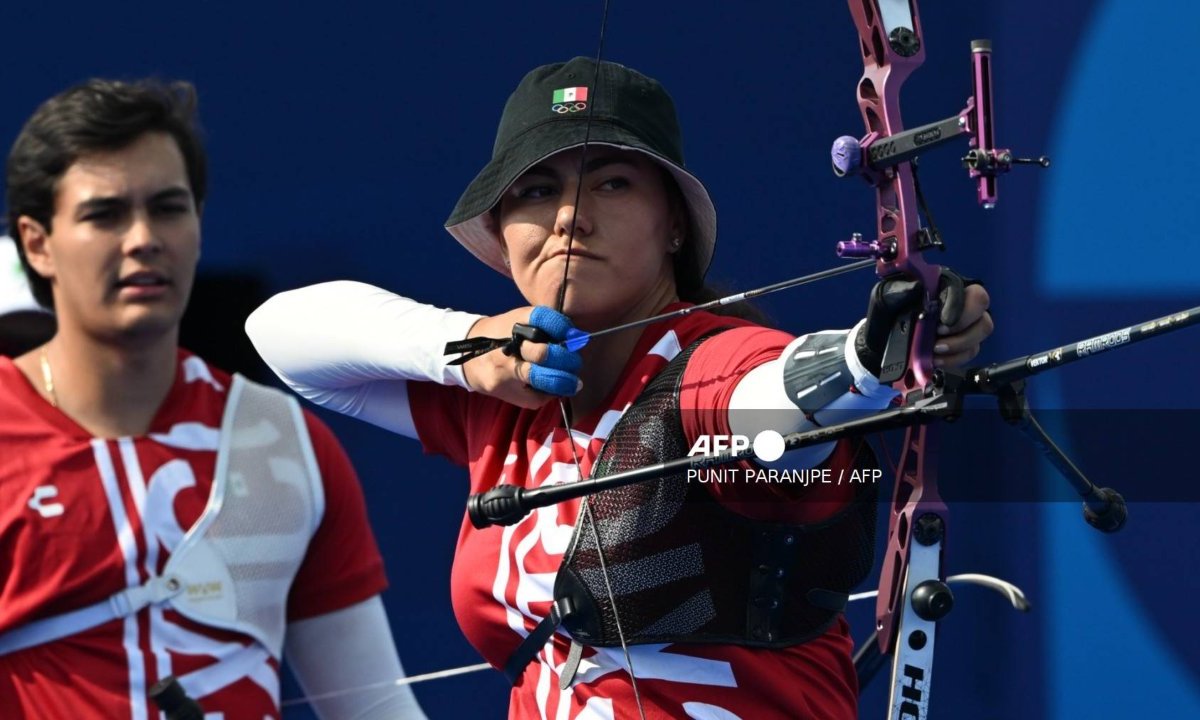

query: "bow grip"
xmin=879 ymin=312 xmax=916 ymax=384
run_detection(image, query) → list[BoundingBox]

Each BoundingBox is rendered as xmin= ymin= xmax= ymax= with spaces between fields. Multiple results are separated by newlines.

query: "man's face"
xmin=25 ymin=131 xmax=200 ymax=345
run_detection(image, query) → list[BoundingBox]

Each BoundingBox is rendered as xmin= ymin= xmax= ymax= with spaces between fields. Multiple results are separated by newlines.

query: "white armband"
xmin=728 ymin=319 xmax=899 ymax=468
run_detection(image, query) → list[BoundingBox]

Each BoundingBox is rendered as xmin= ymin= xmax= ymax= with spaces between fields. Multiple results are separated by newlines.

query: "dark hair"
xmin=5 ymin=78 xmax=207 ymax=309
xmin=664 ymin=171 xmax=772 ymax=327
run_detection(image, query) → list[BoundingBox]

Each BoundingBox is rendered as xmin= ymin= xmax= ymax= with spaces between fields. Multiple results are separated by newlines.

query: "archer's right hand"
xmin=462 ymin=306 xmax=582 ymax=409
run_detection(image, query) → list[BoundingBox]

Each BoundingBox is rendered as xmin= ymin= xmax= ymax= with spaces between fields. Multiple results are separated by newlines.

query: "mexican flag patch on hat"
xmin=552 ymin=86 xmax=588 ymax=104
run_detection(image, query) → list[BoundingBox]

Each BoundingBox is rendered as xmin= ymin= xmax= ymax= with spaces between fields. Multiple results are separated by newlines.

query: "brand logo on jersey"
xmin=28 ymin=485 xmax=65 ymax=518
xmin=187 ymin=581 xmax=225 ymax=601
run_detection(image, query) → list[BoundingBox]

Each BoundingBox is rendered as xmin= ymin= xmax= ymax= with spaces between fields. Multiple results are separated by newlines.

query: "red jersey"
xmin=410 ymin=307 xmax=859 ymax=720
xmin=0 ymin=351 xmax=387 ymax=720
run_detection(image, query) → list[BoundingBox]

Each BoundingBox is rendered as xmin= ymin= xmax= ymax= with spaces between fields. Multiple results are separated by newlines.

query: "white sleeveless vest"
xmin=0 ymin=375 xmax=325 ymax=659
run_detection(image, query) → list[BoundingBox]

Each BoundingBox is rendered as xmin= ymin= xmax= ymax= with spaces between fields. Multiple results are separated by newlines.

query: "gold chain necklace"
xmin=39 ymin=346 xmax=58 ymax=408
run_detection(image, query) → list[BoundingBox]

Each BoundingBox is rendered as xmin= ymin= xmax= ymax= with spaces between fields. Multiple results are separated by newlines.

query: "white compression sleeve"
xmin=284 ymin=595 xmax=429 ymax=720
xmin=727 ymin=319 xmax=900 ymax=469
xmin=245 ymin=281 xmax=481 ymax=438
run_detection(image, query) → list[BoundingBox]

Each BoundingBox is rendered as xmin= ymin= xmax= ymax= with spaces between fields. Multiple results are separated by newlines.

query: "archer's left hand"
xmin=858 ymin=268 xmax=993 ymax=374
xmin=933 ymin=281 xmax=992 ymax=368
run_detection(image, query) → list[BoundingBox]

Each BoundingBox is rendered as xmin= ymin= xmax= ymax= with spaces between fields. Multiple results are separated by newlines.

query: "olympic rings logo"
xmin=552 ymin=101 xmax=588 ymax=114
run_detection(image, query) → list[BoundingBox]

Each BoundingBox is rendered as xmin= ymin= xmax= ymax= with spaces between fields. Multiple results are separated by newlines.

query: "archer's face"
xmin=496 ymin=147 xmax=681 ymax=330
xmin=20 ymin=132 xmax=201 ymax=346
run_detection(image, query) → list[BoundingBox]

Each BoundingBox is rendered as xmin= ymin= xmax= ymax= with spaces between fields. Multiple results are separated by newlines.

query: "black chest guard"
xmin=503 ymin=333 xmax=878 ymax=683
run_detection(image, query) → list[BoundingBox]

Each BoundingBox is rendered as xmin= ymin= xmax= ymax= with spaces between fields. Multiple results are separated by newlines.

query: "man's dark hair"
xmin=5 ymin=78 xmax=207 ymax=308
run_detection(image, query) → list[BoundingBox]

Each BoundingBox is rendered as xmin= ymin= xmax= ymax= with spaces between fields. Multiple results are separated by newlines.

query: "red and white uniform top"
xmin=410 ymin=307 xmax=861 ymax=720
xmin=0 ymin=351 xmax=387 ymax=720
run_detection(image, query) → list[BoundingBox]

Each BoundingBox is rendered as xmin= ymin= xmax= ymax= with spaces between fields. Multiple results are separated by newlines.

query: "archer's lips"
xmin=549 ymin=249 xmax=602 ymax=261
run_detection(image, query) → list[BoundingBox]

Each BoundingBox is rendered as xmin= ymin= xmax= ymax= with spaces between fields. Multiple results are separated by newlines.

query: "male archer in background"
xmin=0 ymin=78 xmax=427 ymax=719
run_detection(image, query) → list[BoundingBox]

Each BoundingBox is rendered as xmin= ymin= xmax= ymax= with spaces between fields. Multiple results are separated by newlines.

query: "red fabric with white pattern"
xmin=410 ymin=306 xmax=859 ymax=720
xmin=0 ymin=351 xmax=386 ymax=720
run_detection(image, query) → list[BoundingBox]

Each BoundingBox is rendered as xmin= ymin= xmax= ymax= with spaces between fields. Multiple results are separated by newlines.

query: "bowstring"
xmin=552 ymin=1 xmax=648 ymax=717
xmin=559 ymin=405 xmax=647 ymax=719
xmin=554 ymin=5 xmax=608 ymax=310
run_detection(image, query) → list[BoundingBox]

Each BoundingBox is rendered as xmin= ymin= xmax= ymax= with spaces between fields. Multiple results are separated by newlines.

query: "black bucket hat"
xmin=445 ymin=57 xmax=716 ymax=280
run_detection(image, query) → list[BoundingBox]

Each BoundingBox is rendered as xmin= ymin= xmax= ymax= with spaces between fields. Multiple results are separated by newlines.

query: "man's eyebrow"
xmin=74 ymin=186 xmax=193 ymax=216
xmin=148 ymin=186 xmax=193 ymax=203
xmin=74 ymin=196 xmax=128 ymax=217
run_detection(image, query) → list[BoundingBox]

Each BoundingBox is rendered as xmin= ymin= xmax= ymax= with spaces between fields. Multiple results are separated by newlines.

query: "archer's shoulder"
xmin=672 ymin=309 xmax=791 ymax=353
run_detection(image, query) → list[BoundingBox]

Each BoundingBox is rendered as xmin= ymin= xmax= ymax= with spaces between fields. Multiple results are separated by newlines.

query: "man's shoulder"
xmin=176 ymin=349 xmax=235 ymax=395
xmin=0 ymin=356 xmax=44 ymax=433
xmin=0 ymin=355 xmax=30 ymax=400
xmin=179 ymin=351 xmax=343 ymax=450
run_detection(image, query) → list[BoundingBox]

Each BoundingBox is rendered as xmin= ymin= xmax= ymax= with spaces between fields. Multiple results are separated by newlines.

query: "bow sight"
xmin=831 ymin=40 xmax=1049 ymax=216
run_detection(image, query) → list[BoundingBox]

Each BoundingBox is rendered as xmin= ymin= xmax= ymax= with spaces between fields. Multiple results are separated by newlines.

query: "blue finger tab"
xmin=528 ymin=364 xmax=580 ymax=397
xmin=541 ymin=344 xmax=582 ymax=373
xmin=529 ymin=306 xmax=574 ymax=342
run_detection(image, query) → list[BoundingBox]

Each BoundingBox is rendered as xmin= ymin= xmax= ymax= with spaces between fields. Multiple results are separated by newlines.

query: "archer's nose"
xmin=554 ymin=198 xmax=593 ymax=239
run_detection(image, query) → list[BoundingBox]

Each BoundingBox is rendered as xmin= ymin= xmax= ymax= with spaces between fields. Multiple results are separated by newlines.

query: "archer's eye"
xmin=597 ymin=176 xmax=630 ymax=191
xmin=514 ymin=184 xmax=557 ymax=200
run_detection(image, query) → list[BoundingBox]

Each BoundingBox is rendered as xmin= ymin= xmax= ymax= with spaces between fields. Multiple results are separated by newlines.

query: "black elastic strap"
xmin=503 ymin=597 xmax=574 ymax=685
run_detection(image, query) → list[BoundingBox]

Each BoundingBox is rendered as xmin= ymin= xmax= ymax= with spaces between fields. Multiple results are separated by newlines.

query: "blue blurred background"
xmin=4 ymin=1 xmax=1196 ymax=717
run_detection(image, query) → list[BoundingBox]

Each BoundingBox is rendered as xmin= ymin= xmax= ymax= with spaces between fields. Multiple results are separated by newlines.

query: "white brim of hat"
xmin=445 ymin=143 xmax=716 ymax=279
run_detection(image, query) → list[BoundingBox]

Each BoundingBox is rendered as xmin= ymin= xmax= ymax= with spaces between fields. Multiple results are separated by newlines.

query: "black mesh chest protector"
xmin=553 ymin=333 xmax=879 ymax=651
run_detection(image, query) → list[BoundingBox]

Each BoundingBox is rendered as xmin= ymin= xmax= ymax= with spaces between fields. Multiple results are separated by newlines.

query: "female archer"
xmin=247 ymin=57 xmax=992 ymax=719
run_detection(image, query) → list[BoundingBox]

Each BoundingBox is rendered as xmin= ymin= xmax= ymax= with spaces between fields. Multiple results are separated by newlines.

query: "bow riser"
xmin=848 ymin=3 xmax=951 ymax=718
xmin=850 ymin=1 xmax=941 ymax=390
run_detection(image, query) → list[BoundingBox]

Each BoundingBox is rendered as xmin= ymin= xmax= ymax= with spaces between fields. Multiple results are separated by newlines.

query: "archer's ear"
xmin=16 ymin=216 xmax=54 ymax=281
xmin=484 ymin=212 xmax=510 ymax=260
xmin=667 ymin=193 xmax=687 ymax=244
